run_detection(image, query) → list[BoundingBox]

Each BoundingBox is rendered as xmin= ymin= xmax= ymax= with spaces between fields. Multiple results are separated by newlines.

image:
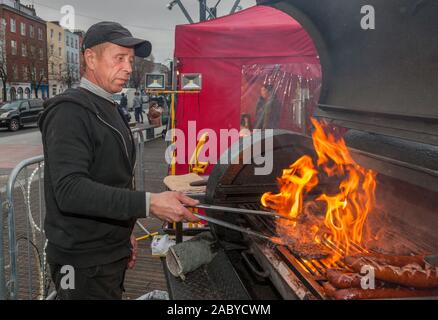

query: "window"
xmin=58 ymin=32 xmax=61 ymax=42
xmin=52 ymin=85 xmax=57 ymax=96
xmin=23 ymin=66 xmax=28 ymax=80
xmin=59 ymin=64 xmax=62 ymax=75
xmin=58 ymin=47 xmax=61 ymax=56
xmin=67 ymin=52 xmax=70 ymax=63
xmin=75 ymin=39 xmax=78 ymax=49
xmin=30 ymin=45 xmax=35 ymax=56
xmin=51 ymin=63 xmax=54 ymax=75
xmin=29 ymin=25 xmax=34 ymax=38
xmin=70 ymin=37 xmax=73 ymax=47
xmin=66 ymin=35 xmax=69 ymax=46
xmin=11 ymin=40 xmax=17 ymax=55
xmin=50 ymin=29 xmax=53 ymax=39
xmin=20 ymin=22 xmax=26 ymax=36
xmin=12 ymin=65 xmax=18 ymax=80
xmin=39 ymin=48 xmax=43 ymax=60
xmin=38 ymin=28 xmax=43 ymax=40
xmin=30 ymin=99 xmax=42 ymax=109
xmin=50 ymin=44 xmax=54 ymax=56
xmin=20 ymin=101 xmax=29 ymax=110
xmin=21 ymin=43 xmax=27 ymax=57
xmin=76 ymin=53 xmax=78 ymax=64
xmin=10 ymin=18 xmax=16 ymax=32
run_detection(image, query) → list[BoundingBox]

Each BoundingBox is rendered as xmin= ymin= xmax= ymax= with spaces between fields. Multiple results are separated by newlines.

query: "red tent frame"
xmin=173 ymin=5 xmax=321 ymax=175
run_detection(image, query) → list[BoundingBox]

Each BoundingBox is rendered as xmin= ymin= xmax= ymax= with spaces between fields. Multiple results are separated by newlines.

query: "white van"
xmin=113 ymin=88 xmax=136 ymax=111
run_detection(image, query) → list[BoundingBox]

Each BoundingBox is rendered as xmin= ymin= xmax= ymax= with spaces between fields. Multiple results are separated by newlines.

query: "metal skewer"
xmin=188 ymin=203 xmax=296 ymax=221
xmin=192 ymin=213 xmax=284 ymax=245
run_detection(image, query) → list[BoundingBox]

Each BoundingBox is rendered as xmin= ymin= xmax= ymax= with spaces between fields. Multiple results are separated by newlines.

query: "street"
xmin=0 ymin=126 xmax=40 ymax=137
xmin=0 ymin=125 xmax=43 ymax=175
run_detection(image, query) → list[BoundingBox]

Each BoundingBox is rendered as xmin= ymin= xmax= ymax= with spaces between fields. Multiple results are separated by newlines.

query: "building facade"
xmin=0 ymin=0 xmax=48 ymax=101
xmin=47 ymin=21 xmax=66 ymax=96
xmin=64 ymin=29 xmax=80 ymax=88
xmin=74 ymin=29 xmax=84 ymax=79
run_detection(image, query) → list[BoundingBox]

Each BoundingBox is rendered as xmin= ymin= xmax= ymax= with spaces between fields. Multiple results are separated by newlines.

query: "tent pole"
xmin=199 ymin=0 xmax=207 ymax=21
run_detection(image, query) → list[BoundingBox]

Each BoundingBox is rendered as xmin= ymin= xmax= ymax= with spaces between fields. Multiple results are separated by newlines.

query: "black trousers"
xmin=134 ymin=108 xmax=143 ymax=123
xmin=49 ymin=258 xmax=128 ymax=300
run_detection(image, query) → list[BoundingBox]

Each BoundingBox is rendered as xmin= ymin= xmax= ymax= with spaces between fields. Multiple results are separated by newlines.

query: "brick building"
xmin=0 ymin=0 xmax=48 ymax=101
xmin=74 ymin=30 xmax=84 ymax=78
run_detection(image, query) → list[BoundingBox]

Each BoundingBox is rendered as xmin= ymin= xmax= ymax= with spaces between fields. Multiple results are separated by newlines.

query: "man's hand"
xmin=127 ymin=234 xmax=138 ymax=269
xmin=150 ymin=191 xmax=200 ymax=223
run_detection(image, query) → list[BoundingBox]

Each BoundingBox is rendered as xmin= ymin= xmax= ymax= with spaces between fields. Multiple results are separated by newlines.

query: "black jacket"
xmin=39 ymin=88 xmax=146 ymax=268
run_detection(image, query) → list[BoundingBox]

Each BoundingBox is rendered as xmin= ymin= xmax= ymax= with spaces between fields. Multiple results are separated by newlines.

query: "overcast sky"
xmin=21 ymin=0 xmax=256 ymax=64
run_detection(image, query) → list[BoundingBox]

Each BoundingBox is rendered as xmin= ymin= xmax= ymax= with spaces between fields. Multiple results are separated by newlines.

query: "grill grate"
xmin=236 ymin=202 xmax=370 ymax=298
xmin=235 ymin=202 xmax=431 ymax=299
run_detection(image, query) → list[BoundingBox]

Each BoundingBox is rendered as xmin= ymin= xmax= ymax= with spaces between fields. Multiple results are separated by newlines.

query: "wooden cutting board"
xmin=163 ymin=173 xmax=207 ymax=193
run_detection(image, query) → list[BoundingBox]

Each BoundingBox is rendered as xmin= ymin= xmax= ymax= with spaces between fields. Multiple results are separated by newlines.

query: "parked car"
xmin=0 ymin=99 xmax=44 ymax=131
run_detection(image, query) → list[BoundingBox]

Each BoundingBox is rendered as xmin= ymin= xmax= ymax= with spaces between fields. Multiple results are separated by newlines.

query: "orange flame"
xmin=261 ymin=155 xmax=318 ymax=219
xmin=261 ymin=119 xmax=377 ymax=260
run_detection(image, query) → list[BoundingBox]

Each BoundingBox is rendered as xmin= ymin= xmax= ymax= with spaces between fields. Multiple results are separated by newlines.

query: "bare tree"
xmin=47 ymin=49 xmax=62 ymax=94
xmin=28 ymin=62 xmax=45 ymax=99
xmin=129 ymin=54 xmax=155 ymax=89
xmin=27 ymin=41 xmax=47 ymax=99
xmin=60 ymin=63 xmax=78 ymax=89
xmin=0 ymin=20 xmax=8 ymax=101
xmin=0 ymin=50 xmax=7 ymax=102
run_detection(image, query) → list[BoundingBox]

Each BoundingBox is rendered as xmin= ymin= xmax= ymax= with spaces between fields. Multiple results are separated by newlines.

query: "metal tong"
xmin=188 ymin=203 xmax=296 ymax=221
xmin=185 ymin=203 xmax=290 ymax=245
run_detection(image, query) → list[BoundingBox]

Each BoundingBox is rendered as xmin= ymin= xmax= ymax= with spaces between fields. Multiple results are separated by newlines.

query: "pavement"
xmin=0 ymin=127 xmax=43 ymax=175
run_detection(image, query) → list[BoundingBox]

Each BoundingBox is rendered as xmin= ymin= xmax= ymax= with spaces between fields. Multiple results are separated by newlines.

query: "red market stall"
xmin=173 ymin=5 xmax=322 ymax=175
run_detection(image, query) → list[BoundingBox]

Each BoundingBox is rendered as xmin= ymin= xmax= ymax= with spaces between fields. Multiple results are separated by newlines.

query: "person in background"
xmin=239 ymin=113 xmax=252 ymax=137
xmin=117 ymin=102 xmax=131 ymax=123
xmin=254 ymin=84 xmax=281 ymax=130
xmin=133 ymin=91 xmax=143 ymax=124
xmin=120 ymin=92 xmax=128 ymax=110
xmin=118 ymin=92 xmax=130 ymax=123
xmin=147 ymin=101 xmax=163 ymax=126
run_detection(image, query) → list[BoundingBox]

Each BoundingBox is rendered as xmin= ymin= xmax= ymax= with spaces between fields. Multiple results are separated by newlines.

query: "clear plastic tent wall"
xmin=240 ymin=63 xmax=321 ymax=135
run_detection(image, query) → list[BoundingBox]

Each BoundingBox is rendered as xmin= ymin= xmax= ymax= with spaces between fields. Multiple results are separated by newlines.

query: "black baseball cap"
xmin=82 ymin=21 xmax=152 ymax=57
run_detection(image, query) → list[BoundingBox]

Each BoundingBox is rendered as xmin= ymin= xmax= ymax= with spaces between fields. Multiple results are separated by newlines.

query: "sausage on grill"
xmin=327 ymin=287 xmax=438 ymax=300
xmin=326 ymin=269 xmax=363 ymax=289
xmin=345 ymin=256 xmax=438 ymax=289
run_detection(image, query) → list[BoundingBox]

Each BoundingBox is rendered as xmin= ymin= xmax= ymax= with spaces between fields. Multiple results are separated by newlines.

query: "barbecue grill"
xmin=188 ymin=0 xmax=438 ymax=300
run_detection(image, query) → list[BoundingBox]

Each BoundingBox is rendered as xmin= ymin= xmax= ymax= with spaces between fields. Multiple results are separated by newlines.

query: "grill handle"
xmin=241 ymin=249 xmax=270 ymax=279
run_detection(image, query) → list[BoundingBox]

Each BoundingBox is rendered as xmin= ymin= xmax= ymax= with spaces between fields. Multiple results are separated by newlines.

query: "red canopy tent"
xmin=173 ymin=5 xmax=321 ymax=175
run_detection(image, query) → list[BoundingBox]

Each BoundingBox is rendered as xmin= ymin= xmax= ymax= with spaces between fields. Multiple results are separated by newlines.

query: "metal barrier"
xmin=0 ymin=126 xmax=154 ymax=300
xmin=0 ymin=185 xmax=5 ymax=299
xmin=1 ymin=155 xmax=46 ymax=300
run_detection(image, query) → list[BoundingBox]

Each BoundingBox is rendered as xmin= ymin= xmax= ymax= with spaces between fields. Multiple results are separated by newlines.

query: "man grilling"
xmin=38 ymin=21 xmax=199 ymax=300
